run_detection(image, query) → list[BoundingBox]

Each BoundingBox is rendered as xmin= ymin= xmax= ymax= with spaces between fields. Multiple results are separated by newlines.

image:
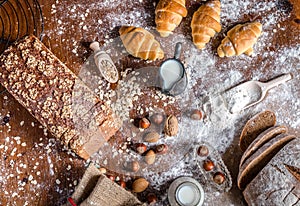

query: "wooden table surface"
xmin=0 ymin=0 xmax=299 ymax=205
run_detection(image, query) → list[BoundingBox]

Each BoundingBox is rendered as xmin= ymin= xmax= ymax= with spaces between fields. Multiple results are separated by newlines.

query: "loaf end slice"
xmin=239 ymin=110 xmax=276 ymax=152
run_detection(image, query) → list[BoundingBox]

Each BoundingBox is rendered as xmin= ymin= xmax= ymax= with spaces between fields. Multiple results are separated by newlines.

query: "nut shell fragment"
xmin=164 ymin=115 xmax=179 ymax=136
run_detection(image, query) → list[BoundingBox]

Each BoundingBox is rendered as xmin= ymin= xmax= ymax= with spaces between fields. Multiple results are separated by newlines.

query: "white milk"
xmin=160 ymin=60 xmax=183 ymax=90
xmin=176 ymin=182 xmax=201 ymax=206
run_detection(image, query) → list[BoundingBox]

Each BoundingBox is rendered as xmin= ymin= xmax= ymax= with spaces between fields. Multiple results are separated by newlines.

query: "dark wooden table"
xmin=0 ymin=0 xmax=299 ymax=205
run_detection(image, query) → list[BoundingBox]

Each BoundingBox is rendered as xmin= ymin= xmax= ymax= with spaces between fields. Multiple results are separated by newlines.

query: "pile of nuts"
xmin=99 ymin=168 xmax=129 ymax=189
xmin=195 ymin=143 xmax=232 ymax=191
xmin=133 ymin=112 xmax=179 ymax=167
xmin=116 ymin=112 xmax=179 ymax=195
xmin=100 ymin=109 xmax=205 ymax=200
xmin=197 ymin=145 xmax=226 ymax=185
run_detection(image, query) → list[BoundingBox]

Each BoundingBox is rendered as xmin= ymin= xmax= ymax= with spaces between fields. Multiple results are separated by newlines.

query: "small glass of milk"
xmin=159 ymin=42 xmax=187 ymax=96
xmin=168 ymin=177 xmax=205 ymax=206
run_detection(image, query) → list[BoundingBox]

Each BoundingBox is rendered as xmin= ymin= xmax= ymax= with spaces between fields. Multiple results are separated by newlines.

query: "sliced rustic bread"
xmin=239 ymin=110 xmax=276 ymax=152
xmin=243 ymin=138 xmax=300 ymax=205
xmin=240 ymin=125 xmax=288 ymax=166
xmin=238 ymin=133 xmax=296 ymax=190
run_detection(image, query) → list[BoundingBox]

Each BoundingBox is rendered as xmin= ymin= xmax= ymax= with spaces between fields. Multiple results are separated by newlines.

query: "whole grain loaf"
xmin=238 ymin=133 xmax=295 ymax=190
xmin=243 ymin=138 xmax=300 ymax=205
xmin=239 ymin=110 xmax=276 ymax=152
xmin=0 ymin=35 xmax=121 ymax=159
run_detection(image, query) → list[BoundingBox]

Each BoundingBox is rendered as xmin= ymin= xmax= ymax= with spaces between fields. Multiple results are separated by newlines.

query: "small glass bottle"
xmin=90 ymin=41 xmax=119 ymax=83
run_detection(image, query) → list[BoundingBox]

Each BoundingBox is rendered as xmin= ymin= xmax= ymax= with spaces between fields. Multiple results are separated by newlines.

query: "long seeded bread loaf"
xmin=240 ymin=125 xmax=288 ymax=166
xmin=0 ymin=35 xmax=121 ymax=160
xmin=243 ymin=138 xmax=300 ymax=206
xmin=238 ymin=133 xmax=295 ymax=190
xmin=239 ymin=110 xmax=276 ymax=152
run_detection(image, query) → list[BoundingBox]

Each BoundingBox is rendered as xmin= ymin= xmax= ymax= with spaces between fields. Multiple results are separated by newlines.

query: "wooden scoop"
xmin=222 ymin=73 xmax=293 ymax=113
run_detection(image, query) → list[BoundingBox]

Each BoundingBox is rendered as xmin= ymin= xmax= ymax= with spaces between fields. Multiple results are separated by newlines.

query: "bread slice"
xmin=238 ymin=133 xmax=296 ymax=190
xmin=239 ymin=110 xmax=276 ymax=152
xmin=240 ymin=125 xmax=288 ymax=166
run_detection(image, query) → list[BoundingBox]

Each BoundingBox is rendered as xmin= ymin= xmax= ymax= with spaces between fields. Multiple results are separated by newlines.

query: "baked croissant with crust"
xmin=191 ymin=0 xmax=221 ymax=49
xmin=155 ymin=0 xmax=188 ymax=37
xmin=217 ymin=22 xmax=262 ymax=57
xmin=119 ymin=26 xmax=164 ymax=60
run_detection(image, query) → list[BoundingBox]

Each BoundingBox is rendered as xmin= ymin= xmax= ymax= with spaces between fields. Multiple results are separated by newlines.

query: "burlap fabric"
xmin=64 ymin=164 xmax=145 ymax=206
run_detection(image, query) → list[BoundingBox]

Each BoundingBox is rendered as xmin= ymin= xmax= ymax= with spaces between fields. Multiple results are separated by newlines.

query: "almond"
xmin=132 ymin=178 xmax=149 ymax=193
xmin=145 ymin=150 xmax=156 ymax=165
xmin=144 ymin=132 xmax=160 ymax=143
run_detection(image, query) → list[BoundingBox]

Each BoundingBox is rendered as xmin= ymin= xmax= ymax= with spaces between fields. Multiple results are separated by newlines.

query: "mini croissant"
xmin=155 ymin=0 xmax=188 ymax=37
xmin=119 ymin=26 xmax=164 ymax=60
xmin=217 ymin=22 xmax=262 ymax=57
xmin=191 ymin=0 xmax=221 ymax=49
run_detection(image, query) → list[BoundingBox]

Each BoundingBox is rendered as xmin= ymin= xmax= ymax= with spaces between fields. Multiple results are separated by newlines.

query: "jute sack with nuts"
xmin=64 ymin=164 xmax=146 ymax=206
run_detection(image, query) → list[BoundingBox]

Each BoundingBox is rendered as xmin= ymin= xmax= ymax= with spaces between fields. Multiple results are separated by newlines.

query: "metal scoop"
xmin=222 ymin=73 xmax=293 ymax=113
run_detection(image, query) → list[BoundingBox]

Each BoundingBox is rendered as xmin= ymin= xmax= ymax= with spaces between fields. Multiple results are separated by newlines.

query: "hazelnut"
xmin=197 ymin=145 xmax=209 ymax=157
xmin=144 ymin=132 xmax=160 ymax=143
xmin=164 ymin=115 xmax=179 ymax=136
xmin=191 ymin=109 xmax=203 ymax=120
xmin=203 ymin=160 xmax=215 ymax=171
xmin=99 ymin=167 xmax=107 ymax=174
xmin=135 ymin=143 xmax=147 ymax=154
xmin=155 ymin=144 xmax=168 ymax=154
xmin=131 ymin=161 xmax=140 ymax=172
xmin=151 ymin=113 xmax=164 ymax=125
xmin=139 ymin=118 xmax=151 ymax=129
xmin=213 ymin=172 xmax=225 ymax=184
xmin=107 ymin=175 xmax=115 ymax=181
xmin=119 ymin=180 xmax=126 ymax=188
xmin=147 ymin=193 xmax=157 ymax=204
xmin=145 ymin=150 xmax=156 ymax=165
xmin=132 ymin=178 xmax=149 ymax=193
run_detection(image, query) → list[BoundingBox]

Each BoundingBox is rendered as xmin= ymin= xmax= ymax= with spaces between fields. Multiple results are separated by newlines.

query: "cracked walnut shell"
xmin=164 ymin=115 xmax=179 ymax=136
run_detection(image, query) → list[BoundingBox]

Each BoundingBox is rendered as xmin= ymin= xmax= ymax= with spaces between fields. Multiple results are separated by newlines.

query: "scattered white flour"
xmin=62 ymin=0 xmax=299 ymax=205
xmin=1 ymin=0 xmax=298 ymax=205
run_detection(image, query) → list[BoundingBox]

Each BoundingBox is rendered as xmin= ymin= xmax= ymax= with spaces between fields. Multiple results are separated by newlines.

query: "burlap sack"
xmin=72 ymin=163 xmax=102 ymax=203
xmin=64 ymin=163 xmax=145 ymax=206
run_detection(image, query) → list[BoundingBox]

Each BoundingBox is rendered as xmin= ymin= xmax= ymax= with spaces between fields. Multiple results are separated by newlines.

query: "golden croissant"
xmin=155 ymin=0 xmax=188 ymax=37
xmin=191 ymin=0 xmax=221 ymax=49
xmin=119 ymin=26 xmax=164 ymax=60
xmin=217 ymin=22 xmax=262 ymax=57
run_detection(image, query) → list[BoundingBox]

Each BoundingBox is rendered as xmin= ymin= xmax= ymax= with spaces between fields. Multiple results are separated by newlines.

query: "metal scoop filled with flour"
xmin=222 ymin=73 xmax=292 ymax=113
